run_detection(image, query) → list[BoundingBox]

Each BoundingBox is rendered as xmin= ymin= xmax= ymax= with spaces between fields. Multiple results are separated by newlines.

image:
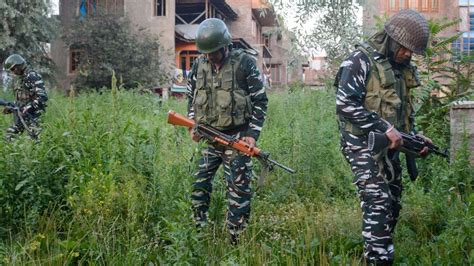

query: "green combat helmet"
xmin=384 ymin=9 xmax=429 ymax=55
xmin=3 ymin=54 xmax=27 ymax=72
xmin=196 ymin=18 xmax=232 ymax=54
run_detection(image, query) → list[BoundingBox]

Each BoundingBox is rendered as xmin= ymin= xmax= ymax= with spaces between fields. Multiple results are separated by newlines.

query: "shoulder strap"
xmin=229 ymin=49 xmax=249 ymax=92
xmin=357 ymin=42 xmax=396 ymax=88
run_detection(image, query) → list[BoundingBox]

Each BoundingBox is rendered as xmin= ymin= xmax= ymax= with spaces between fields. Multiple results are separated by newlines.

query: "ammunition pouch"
xmin=339 ymin=118 xmax=366 ymax=136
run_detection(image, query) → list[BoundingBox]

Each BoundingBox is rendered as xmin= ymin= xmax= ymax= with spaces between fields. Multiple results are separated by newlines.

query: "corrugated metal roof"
xmin=211 ymin=0 xmax=238 ymax=20
xmin=175 ymin=24 xmax=201 ymax=41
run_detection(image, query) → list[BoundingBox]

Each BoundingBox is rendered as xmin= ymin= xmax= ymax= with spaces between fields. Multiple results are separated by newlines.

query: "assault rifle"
xmin=0 ymin=98 xmax=32 ymax=134
xmin=167 ymin=111 xmax=296 ymax=174
xmin=0 ymin=98 xmax=15 ymax=109
xmin=368 ymin=131 xmax=449 ymax=180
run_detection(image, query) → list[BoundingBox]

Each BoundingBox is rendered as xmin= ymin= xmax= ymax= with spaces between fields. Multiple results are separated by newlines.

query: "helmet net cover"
xmin=384 ymin=9 xmax=429 ymax=55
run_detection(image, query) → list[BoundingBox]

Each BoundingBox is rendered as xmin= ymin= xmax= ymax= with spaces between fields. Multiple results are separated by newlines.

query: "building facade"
xmin=454 ymin=0 xmax=474 ymax=56
xmin=51 ymin=0 xmax=298 ymax=90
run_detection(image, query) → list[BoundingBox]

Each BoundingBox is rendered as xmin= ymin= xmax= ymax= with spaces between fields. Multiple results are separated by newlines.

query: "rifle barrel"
xmin=266 ymin=157 xmax=296 ymax=174
xmin=431 ymin=148 xmax=449 ymax=158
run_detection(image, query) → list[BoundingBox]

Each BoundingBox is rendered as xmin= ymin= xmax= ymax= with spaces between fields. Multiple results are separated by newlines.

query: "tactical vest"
xmin=14 ymin=70 xmax=37 ymax=107
xmin=193 ymin=49 xmax=253 ymax=130
xmin=342 ymin=43 xmax=420 ymax=134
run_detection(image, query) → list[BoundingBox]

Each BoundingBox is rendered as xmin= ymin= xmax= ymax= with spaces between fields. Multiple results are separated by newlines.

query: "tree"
xmin=63 ymin=13 xmax=169 ymax=90
xmin=0 ymin=0 xmax=58 ymax=78
xmin=269 ymin=0 xmax=362 ymax=71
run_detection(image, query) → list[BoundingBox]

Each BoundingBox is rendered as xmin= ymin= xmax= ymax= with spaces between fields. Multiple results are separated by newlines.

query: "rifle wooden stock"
xmin=167 ymin=111 xmax=194 ymax=128
xmin=168 ymin=111 xmax=262 ymax=156
xmin=167 ymin=110 xmax=296 ymax=174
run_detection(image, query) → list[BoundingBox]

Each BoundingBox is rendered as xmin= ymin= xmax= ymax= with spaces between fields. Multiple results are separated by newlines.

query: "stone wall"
xmin=450 ymin=101 xmax=474 ymax=163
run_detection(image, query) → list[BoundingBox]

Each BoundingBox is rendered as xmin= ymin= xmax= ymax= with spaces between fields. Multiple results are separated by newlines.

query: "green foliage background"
xmin=0 ymin=0 xmax=57 ymax=79
xmin=0 ymin=87 xmax=471 ymax=264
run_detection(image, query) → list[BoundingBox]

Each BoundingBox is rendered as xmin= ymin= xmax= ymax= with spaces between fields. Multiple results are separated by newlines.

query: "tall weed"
xmin=0 ymin=88 xmax=471 ymax=264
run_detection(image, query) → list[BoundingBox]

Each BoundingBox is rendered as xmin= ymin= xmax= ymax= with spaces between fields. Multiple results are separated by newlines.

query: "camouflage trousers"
xmin=341 ymin=133 xmax=402 ymax=265
xmin=6 ymin=112 xmax=42 ymax=140
xmin=191 ymin=140 xmax=253 ymax=239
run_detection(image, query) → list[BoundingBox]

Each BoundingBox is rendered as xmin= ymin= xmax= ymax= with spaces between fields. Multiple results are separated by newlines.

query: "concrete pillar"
xmin=162 ymin=87 xmax=169 ymax=101
xmin=450 ymin=101 xmax=474 ymax=163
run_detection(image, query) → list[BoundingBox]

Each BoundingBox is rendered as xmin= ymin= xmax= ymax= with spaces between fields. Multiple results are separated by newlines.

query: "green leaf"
xmin=15 ymin=179 xmax=28 ymax=191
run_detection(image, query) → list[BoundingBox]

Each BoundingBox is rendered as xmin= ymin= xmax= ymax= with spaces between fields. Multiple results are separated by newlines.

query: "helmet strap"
xmin=388 ymin=37 xmax=411 ymax=67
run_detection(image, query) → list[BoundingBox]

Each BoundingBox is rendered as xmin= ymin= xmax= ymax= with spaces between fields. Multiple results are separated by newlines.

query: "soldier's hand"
xmin=416 ymin=133 xmax=432 ymax=156
xmin=416 ymin=133 xmax=433 ymax=144
xmin=385 ymin=126 xmax=403 ymax=150
xmin=2 ymin=106 xmax=13 ymax=114
xmin=242 ymin=136 xmax=256 ymax=149
xmin=189 ymin=128 xmax=201 ymax=142
xmin=21 ymin=105 xmax=33 ymax=115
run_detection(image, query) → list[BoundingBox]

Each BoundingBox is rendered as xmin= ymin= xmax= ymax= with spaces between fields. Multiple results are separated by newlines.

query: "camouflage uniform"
xmin=187 ymin=49 xmax=268 ymax=239
xmin=335 ymin=9 xmax=428 ymax=265
xmin=7 ymin=67 xmax=48 ymax=140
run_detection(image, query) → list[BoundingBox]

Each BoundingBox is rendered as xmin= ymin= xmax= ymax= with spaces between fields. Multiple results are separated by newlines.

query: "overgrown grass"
xmin=0 ymin=87 xmax=472 ymax=264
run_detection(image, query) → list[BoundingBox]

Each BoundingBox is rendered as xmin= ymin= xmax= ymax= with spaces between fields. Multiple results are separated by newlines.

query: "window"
xmin=431 ymin=0 xmax=439 ymax=12
xmin=387 ymin=0 xmax=410 ymax=11
xmin=388 ymin=0 xmax=397 ymax=11
xmin=408 ymin=0 xmax=418 ymax=9
xmin=155 ymin=0 xmax=166 ymax=16
xmin=455 ymin=33 xmax=474 ymax=56
xmin=459 ymin=0 xmax=474 ymax=6
xmin=69 ymin=49 xmax=82 ymax=73
xmin=79 ymin=0 xmax=124 ymax=16
xmin=251 ymin=17 xmax=256 ymax=36
xmin=270 ymin=64 xmax=281 ymax=83
xmin=470 ymin=11 xmax=474 ymax=31
xmin=420 ymin=0 xmax=429 ymax=11
xmin=263 ymin=35 xmax=270 ymax=48
xmin=251 ymin=17 xmax=262 ymax=39
xmin=179 ymin=50 xmax=199 ymax=77
xmin=80 ymin=0 xmax=96 ymax=16
xmin=452 ymin=39 xmax=461 ymax=53
xmin=311 ymin=59 xmax=322 ymax=71
xmin=387 ymin=0 xmax=397 ymax=11
xmin=399 ymin=0 xmax=407 ymax=9
xmin=463 ymin=37 xmax=474 ymax=52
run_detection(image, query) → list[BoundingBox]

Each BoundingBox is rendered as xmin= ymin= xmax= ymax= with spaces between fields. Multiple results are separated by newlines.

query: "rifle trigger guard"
xmin=191 ymin=124 xmax=199 ymax=134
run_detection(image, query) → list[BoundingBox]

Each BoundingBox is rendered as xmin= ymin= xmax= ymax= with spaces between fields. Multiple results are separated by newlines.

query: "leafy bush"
xmin=413 ymin=18 xmax=474 ymax=139
xmin=63 ymin=13 xmax=170 ymax=90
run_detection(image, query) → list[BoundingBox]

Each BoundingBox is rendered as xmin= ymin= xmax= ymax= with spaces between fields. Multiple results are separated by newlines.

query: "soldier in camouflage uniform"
xmin=335 ymin=10 xmax=432 ymax=265
xmin=186 ymin=18 xmax=268 ymax=243
xmin=3 ymin=54 xmax=48 ymax=140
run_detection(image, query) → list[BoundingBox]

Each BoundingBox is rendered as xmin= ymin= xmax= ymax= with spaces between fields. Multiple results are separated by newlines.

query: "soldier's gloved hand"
xmin=2 ymin=106 xmax=13 ymax=114
xmin=385 ymin=126 xmax=403 ymax=150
